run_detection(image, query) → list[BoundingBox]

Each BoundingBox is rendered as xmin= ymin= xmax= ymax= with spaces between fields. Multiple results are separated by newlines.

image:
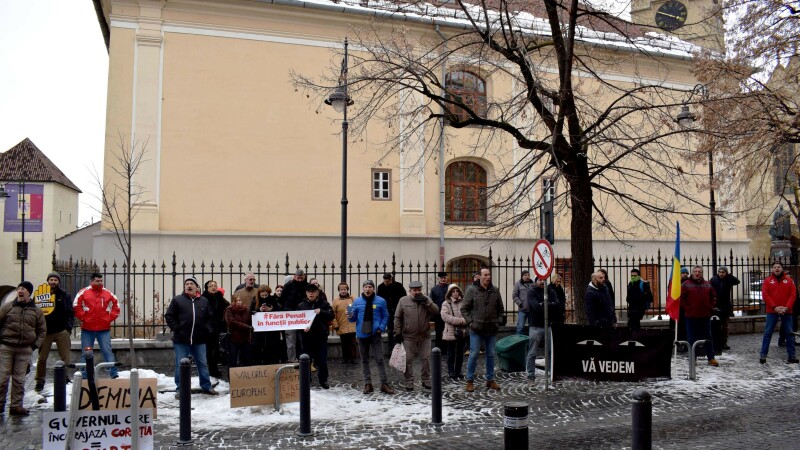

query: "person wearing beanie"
xmin=35 ymin=272 xmax=75 ymax=392
xmin=710 ymin=266 xmax=740 ymax=351
xmin=349 ymin=280 xmax=394 ymax=394
xmin=0 ymin=282 xmax=46 ymax=415
xmin=512 ymin=270 xmax=534 ymax=335
xmin=164 ymin=276 xmax=218 ymax=396
xmin=297 ymin=283 xmax=334 ymax=389
xmin=73 ymin=273 xmax=120 ymax=379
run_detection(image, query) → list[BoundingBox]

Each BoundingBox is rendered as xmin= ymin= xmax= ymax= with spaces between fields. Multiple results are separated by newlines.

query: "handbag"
xmin=389 ymin=343 xmax=406 ymax=372
xmin=454 ymin=327 xmax=465 ymax=339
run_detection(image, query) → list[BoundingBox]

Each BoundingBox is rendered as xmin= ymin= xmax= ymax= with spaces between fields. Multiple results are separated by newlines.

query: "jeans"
xmin=526 ymin=327 xmax=545 ymax=378
xmin=80 ymin=329 xmax=118 ymax=378
xmin=515 ymin=311 xmax=528 ymax=335
xmin=685 ymin=317 xmax=715 ymax=361
xmin=358 ymin=333 xmax=387 ymax=384
xmin=761 ymin=313 xmax=796 ymax=359
xmin=173 ymin=343 xmax=212 ymax=392
xmin=466 ymin=332 xmax=496 ymax=382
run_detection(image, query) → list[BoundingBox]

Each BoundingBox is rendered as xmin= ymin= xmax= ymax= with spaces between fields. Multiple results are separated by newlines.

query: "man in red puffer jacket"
xmin=73 ymin=273 xmax=120 ymax=378
xmin=681 ymin=265 xmax=719 ymax=367
xmin=760 ymin=261 xmax=798 ymax=364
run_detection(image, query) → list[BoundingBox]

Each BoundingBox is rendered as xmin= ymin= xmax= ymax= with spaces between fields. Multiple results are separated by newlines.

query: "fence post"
xmin=632 ymin=389 xmax=652 ymax=450
xmin=177 ymin=358 xmax=193 ymax=445
xmin=297 ymin=354 xmax=313 ymax=437
xmin=53 ymin=360 xmax=66 ymax=412
xmin=431 ymin=347 xmax=442 ymax=425
xmin=503 ymin=402 xmax=528 ymax=449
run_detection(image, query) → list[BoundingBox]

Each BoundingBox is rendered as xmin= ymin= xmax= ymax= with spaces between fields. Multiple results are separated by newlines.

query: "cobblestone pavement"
xmin=2 ymin=333 xmax=799 ymax=449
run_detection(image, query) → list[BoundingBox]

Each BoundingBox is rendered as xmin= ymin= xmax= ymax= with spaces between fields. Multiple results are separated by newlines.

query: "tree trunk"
xmin=569 ymin=176 xmax=594 ymax=324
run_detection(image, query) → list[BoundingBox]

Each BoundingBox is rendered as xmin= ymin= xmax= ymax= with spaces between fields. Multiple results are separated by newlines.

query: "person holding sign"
xmin=297 ymin=283 xmax=333 ymax=389
xmin=0 ymin=282 xmax=46 ymax=416
xmin=164 ymin=277 xmax=219 ymax=396
xmin=34 ymin=272 xmax=74 ymax=392
xmin=348 ymin=280 xmax=394 ymax=394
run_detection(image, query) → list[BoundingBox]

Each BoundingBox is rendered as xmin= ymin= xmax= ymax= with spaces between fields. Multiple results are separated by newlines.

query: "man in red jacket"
xmin=680 ymin=265 xmax=719 ymax=367
xmin=73 ymin=273 xmax=120 ymax=378
xmin=760 ymin=261 xmax=798 ymax=364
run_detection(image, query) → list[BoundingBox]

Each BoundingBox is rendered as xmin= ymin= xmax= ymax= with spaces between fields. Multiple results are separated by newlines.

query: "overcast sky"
xmin=0 ymin=0 xmax=107 ymax=226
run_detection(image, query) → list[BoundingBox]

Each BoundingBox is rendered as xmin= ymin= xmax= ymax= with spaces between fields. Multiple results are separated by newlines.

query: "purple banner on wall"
xmin=3 ymin=183 xmax=43 ymax=232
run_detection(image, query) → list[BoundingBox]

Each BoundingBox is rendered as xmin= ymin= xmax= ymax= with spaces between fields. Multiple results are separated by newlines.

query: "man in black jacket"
xmin=298 ymin=283 xmax=334 ymax=389
xmin=202 ymin=280 xmax=229 ymax=378
xmin=377 ymin=273 xmax=407 ymax=347
xmin=585 ymin=271 xmax=616 ymax=327
xmin=283 ymin=269 xmax=308 ymax=361
xmin=626 ymin=269 xmax=654 ymax=330
xmin=710 ymin=266 xmax=740 ymax=350
xmin=429 ymin=272 xmax=449 ymax=352
xmin=525 ymin=279 xmax=562 ymax=381
xmin=164 ymin=277 xmax=218 ymax=396
xmin=35 ymin=272 xmax=74 ymax=392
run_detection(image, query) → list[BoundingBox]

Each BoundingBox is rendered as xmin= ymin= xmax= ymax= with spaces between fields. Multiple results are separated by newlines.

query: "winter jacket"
xmin=233 ymin=287 xmax=259 ymax=312
xmin=710 ymin=274 xmax=740 ymax=316
xmin=296 ymin=298 xmax=334 ymax=340
xmin=377 ymin=281 xmax=407 ymax=317
xmin=680 ymin=277 xmax=717 ymax=318
xmin=395 ymin=294 xmax=438 ymax=341
xmin=512 ymin=279 xmax=534 ymax=311
xmin=762 ymin=273 xmax=796 ymax=315
xmin=441 ymin=297 xmax=467 ymax=341
xmin=348 ymin=294 xmax=389 ymax=338
xmin=251 ymin=294 xmax=281 ymax=313
xmin=626 ymin=280 xmax=654 ymax=316
xmin=527 ymin=285 xmax=563 ymax=327
xmin=332 ymin=295 xmax=356 ymax=335
xmin=282 ymin=279 xmax=309 ymax=311
xmin=585 ymin=282 xmax=616 ymax=327
xmin=43 ymin=286 xmax=74 ymax=335
xmin=202 ymin=290 xmax=230 ymax=334
xmin=224 ymin=303 xmax=253 ymax=345
xmin=549 ymin=283 xmax=567 ymax=306
xmin=0 ymin=300 xmax=46 ymax=349
xmin=430 ymin=283 xmax=449 ymax=309
xmin=73 ymin=285 xmax=120 ymax=332
xmin=164 ymin=293 xmax=214 ymax=345
xmin=461 ymin=284 xmax=505 ymax=336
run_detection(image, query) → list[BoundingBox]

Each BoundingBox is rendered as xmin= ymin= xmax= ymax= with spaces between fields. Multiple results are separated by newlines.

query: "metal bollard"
xmin=503 ymin=402 xmax=529 ymax=450
xmin=130 ymin=368 xmax=140 ymax=450
xmin=297 ymin=354 xmax=313 ymax=437
xmin=431 ymin=347 xmax=442 ymax=425
xmin=632 ymin=389 xmax=652 ymax=450
xmin=177 ymin=358 xmax=193 ymax=445
xmin=83 ymin=347 xmax=100 ymax=410
xmin=54 ymin=361 xmax=66 ymax=412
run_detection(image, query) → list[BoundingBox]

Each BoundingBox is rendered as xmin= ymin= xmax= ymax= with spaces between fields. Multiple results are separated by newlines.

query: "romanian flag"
xmin=665 ymin=222 xmax=681 ymax=320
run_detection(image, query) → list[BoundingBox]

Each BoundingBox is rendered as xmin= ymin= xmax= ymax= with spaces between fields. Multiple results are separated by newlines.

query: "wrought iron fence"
xmin=53 ymin=249 xmax=785 ymax=338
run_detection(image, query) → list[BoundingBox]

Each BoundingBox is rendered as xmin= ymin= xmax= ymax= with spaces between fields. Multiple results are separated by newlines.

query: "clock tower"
xmin=631 ymin=0 xmax=724 ymax=52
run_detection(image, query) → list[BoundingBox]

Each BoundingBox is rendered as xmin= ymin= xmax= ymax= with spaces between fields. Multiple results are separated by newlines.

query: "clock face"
xmin=655 ymin=0 xmax=688 ymax=31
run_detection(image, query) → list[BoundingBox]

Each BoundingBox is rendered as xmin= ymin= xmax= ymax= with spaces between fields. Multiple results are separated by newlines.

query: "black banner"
xmin=551 ymin=324 xmax=672 ymax=381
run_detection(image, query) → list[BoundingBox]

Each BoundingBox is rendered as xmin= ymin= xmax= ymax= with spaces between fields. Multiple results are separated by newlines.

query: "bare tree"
xmin=294 ymin=0 xmax=719 ymax=322
xmin=90 ymin=133 xmax=148 ymax=365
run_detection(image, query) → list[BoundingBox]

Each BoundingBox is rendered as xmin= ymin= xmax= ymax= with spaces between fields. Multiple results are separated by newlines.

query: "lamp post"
xmin=325 ymin=38 xmax=354 ymax=282
xmin=676 ymin=86 xmax=716 ymax=271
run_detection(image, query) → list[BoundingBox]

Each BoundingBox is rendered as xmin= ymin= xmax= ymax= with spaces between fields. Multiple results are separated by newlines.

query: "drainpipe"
xmin=436 ymin=24 xmax=447 ymax=267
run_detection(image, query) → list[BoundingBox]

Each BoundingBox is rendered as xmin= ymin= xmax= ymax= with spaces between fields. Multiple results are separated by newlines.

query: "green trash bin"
xmin=496 ymin=334 xmax=530 ymax=372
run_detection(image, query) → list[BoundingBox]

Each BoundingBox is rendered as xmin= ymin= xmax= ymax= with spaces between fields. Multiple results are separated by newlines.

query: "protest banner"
xmin=229 ymin=364 xmax=300 ymax=408
xmin=252 ymin=310 xmax=316 ymax=331
xmin=42 ymin=408 xmax=154 ymax=450
xmin=79 ymin=378 xmax=158 ymax=417
xmin=551 ymin=324 xmax=672 ymax=381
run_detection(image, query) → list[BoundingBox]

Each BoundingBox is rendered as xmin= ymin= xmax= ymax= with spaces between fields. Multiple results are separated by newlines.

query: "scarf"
xmin=362 ymin=293 xmax=375 ymax=334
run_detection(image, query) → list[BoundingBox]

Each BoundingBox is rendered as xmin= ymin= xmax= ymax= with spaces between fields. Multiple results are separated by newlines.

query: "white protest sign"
xmin=43 ymin=408 xmax=154 ymax=450
xmin=252 ymin=310 xmax=316 ymax=332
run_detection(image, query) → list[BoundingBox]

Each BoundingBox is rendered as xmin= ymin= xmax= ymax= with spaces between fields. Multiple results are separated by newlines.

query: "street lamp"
xmin=325 ymin=38 xmax=354 ymax=282
xmin=676 ymin=85 xmax=717 ymax=271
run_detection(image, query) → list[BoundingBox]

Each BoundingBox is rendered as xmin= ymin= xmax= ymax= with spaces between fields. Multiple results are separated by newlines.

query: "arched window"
xmin=446 ymin=161 xmax=487 ymax=223
xmin=445 ymin=71 xmax=487 ymax=123
xmin=446 ymin=256 xmax=488 ymax=288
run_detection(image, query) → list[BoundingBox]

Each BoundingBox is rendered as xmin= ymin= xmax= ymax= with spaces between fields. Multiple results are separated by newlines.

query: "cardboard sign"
xmin=252 ymin=310 xmax=316 ymax=331
xmin=33 ymin=283 xmax=55 ymax=315
xmin=551 ymin=324 xmax=673 ymax=381
xmin=43 ymin=408 xmax=154 ymax=450
xmin=80 ymin=378 xmax=158 ymax=417
xmin=229 ymin=364 xmax=300 ymax=408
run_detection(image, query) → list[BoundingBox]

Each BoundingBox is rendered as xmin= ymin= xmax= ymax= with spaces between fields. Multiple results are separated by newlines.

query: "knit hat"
xmin=445 ymin=283 xmax=461 ymax=299
xmin=718 ymin=266 xmax=729 ymax=273
xmin=305 ymin=283 xmax=319 ymax=292
xmin=185 ymin=276 xmax=200 ymax=287
xmin=47 ymin=272 xmax=61 ymax=282
xmin=18 ymin=281 xmax=34 ymax=295
xmin=521 ymin=270 xmax=530 ymax=276
xmin=362 ymin=279 xmax=375 ymax=288
xmin=382 ymin=273 xmax=393 ymax=280
xmin=680 ymin=267 xmax=689 ymax=274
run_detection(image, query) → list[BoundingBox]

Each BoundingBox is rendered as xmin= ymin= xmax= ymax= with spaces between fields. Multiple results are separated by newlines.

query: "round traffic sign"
xmin=532 ymin=239 xmax=554 ymax=280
